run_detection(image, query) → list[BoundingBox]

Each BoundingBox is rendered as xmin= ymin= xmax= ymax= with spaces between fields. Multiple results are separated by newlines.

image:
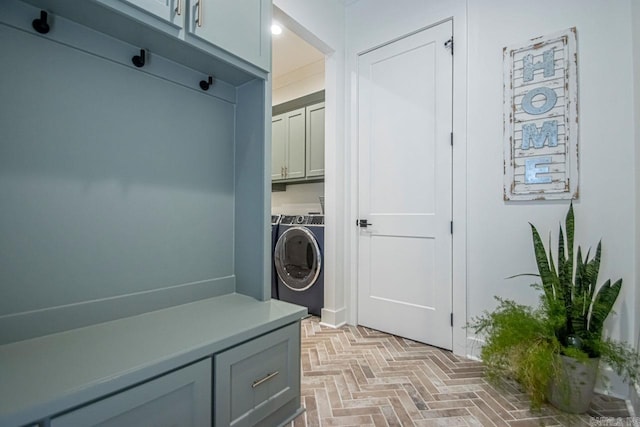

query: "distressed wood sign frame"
xmin=503 ymin=28 xmax=579 ymax=201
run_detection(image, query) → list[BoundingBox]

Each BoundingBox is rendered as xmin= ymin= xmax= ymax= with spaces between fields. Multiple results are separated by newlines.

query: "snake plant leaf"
xmin=565 ymin=203 xmax=575 ymax=276
xmin=585 ymin=242 xmax=602 ymax=305
xmin=530 ymin=223 xmax=557 ymax=304
xmin=589 ymin=278 xmax=622 ymax=341
xmin=557 ymin=224 xmax=573 ymax=337
xmin=573 ymin=246 xmax=588 ymax=335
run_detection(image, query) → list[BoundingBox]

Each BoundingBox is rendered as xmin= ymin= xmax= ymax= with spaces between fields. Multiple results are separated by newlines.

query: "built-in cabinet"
xmin=305 ymin=102 xmax=326 ymax=178
xmin=50 ymin=359 xmax=212 ymax=427
xmin=0 ymin=1 xmax=305 ymax=426
xmin=272 ymin=101 xmax=325 ymax=183
xmin=215 ymin=322 xmax=300 ymax=426
xmin=45 ymin=320 xmax=302 ymax=427
xmin=95 ymin=0 xmax=271 ymax=71
xmin=272 ymin=108 xmax=306 ymax=181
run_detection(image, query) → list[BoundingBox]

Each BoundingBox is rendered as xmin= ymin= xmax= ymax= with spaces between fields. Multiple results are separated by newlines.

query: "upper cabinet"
xmin=115 ymin=0 xmax=184 ymax=27
xmin=272 ymin=108 xmax=306 ymax=182
xmin=187 ymin=0 xmax=271 ymax=72
xmin=25 ymin=0 xmax=271 ymax=75
xmin=305 ymin=102 xmax=325 ymax=178
xmin=106 ymin=0 xmax=270 ymax=71
xmin=272 ymin=99 xmax=325 ymax=185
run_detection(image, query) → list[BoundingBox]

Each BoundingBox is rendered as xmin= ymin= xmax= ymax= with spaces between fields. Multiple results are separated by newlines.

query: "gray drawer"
xmin=214 ymin=322 xmax=300 ymax=427
xmin=50 ymin=359 xmax=211 ymax=427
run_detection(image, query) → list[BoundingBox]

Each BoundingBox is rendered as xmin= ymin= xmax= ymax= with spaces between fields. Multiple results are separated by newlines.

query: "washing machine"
xmin=271 ymin=214 xmax=281 ymax=299
xmin=274 ymin=214 xmax=324 ymax=316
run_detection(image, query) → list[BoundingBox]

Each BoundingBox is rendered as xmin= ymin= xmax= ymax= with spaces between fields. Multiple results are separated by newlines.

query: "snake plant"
xmin=469 ymin=203 xmax=639 ymax=410
xmin=529 ymin=202 xmax=622 ymax=357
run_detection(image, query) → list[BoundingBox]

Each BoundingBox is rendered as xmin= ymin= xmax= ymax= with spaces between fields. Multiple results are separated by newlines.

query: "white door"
xmin=357 ymin=21 xmax=453 ymax=349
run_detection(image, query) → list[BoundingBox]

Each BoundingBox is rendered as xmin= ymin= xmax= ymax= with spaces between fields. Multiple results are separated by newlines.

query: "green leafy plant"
xmin=469 ymin=203 xmax=640 ymax=410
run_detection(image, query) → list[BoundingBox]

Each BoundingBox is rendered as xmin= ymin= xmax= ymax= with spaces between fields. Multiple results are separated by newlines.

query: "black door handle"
xmin=356 ymin=219 xmax=372 ymax=228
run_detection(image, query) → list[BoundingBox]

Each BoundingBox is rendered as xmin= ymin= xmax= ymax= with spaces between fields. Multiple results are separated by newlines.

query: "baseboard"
xmin=0 ymin=276 xmax=235 ymax=345
xmin=320 ymin=306 xmax=347 ymax=328
xmin=629 ymin=382 xmax=640 ymax=417
xmin=594 ymin=364 xmax=632 ymax=400
xmin=466 ymin=335 xmax=485 ymax=361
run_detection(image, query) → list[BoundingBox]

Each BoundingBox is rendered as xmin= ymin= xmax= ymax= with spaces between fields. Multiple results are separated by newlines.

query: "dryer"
xmin=274 ymin=215 xmax=324 ymax=316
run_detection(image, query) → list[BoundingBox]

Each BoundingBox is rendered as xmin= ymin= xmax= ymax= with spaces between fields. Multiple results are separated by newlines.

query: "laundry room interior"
xmin=270 ymin=18 xmax=327 ymax=316
xmin=271 ymin=21 xmax=325 ymax=218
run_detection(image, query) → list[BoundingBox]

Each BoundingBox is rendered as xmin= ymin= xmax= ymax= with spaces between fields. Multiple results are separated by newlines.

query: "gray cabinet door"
xmin=188 ymin=0 xmax=271 ymax=70
xmin=305 ymin=102 xmax=325 ymax=178
xmin=272 ymin=108 xmax=306 ymax=182
xmin=285 ymin=108 xmax=306 ymax=180
xmin=215 ymin=322 xmax=301 ymax=427
xmin=50 ymin=359 xmax=211 ymax=427
xmin=272 ymin=114 xmax=287 ymax=181
xmin=96 ymin=0 xmax=184 ymax=28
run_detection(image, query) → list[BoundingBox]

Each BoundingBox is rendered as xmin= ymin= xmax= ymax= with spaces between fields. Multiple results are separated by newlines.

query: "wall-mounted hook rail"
xmin=199 ymin=76 xmax=214 ymax=91
xmin=32 ymin=10 xmax=50 ymax=34
xmin=132 ymin=49 xmax=146 ymax=68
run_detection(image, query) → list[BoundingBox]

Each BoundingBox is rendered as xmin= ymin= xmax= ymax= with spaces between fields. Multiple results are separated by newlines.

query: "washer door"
xmin=274 ymin=227 xmax=321 ymax=292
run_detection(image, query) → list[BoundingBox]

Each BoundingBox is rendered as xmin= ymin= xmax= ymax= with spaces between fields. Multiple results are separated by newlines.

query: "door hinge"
xmin=450 ymin=313 xmax=454 ymax=327
xmin=444 ymin=37 xmax=453 ymax=55
xmin=450 ymin=132 xmax=453 ymax=146
xmin=450 ymin=221 xmax=453 ymax=234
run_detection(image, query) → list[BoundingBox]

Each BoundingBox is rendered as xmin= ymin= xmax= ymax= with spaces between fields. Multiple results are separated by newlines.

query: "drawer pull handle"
xmin=252 ymin=371 xmax=279 ymax=388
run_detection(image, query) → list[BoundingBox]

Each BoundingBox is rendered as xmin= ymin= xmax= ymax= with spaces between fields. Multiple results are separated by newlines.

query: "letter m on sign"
xmin=521 ymin=120 xmax=558 ymax=150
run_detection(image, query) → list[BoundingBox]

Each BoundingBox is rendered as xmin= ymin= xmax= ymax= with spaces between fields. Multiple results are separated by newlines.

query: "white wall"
xmin=633 ymin=0 xmax=640 ymax=414
xmin=271 ymin=182 xmax=325 ymax=215
xmin=466 ymin=0 xmax=636 ymax=350
xmin=272 ymin=60 xmax=324 ymax=105
xmin=272 ymin=0 xmax=348 ymax=327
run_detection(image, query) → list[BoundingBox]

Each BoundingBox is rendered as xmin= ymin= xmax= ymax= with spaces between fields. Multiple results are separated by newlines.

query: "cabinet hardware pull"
xmin=175 ymin=0 xmax=182 ymax=15
xmin=252 ymin=371 xmax=279 ymax=388
xmin=284 ymin=166 xmax=288 ymax=177
xmin=281 ymin=166 xmax=284 ymax=177
xmin=195 ymin=0 xmax=203 ymax=27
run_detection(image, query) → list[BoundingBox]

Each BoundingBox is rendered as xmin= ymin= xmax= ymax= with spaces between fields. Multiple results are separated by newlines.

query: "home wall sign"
xmin=503 ymin=28 xmax=579 ymax=201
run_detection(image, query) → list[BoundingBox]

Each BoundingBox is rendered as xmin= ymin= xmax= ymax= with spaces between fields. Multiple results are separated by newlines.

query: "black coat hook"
xmin=199 ymin=76 xmax=214 ymax=91
xmin=132 ymin=49 xmax=146 ymax=68
xmin=32 ymin=10 xmax=50 ymax=34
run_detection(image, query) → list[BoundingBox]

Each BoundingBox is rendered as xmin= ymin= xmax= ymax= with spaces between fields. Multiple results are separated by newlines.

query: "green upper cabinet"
xmin=271 ymin=114 xmax=286 ymax=181
xmin=115 ymin=0 xmax=184 ymax=28
xmin=90 ymin=0 xmax=270 ymax=72
xmin=272 ymin=101 xmax=325 ymax=184
xmin=272 ymin=108 xmax=306 ymax=182
xmin=187 ymin=0 xmax=271 ymax=71
xmin=305 ymin=102 xmax=325 ymax=178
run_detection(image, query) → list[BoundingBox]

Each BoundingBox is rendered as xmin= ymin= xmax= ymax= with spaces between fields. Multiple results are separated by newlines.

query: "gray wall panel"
xmin=0 ymin=24 xmax=236 ymax=336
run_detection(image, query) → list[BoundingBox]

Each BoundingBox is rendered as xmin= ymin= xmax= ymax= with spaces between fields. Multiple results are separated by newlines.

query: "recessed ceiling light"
xmin=271 ymin=24 xmax=282 ymax=35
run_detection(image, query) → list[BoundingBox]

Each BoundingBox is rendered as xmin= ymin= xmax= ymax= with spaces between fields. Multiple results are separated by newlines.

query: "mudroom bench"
xmin=0 ymin=294 xmax=306 ymax=427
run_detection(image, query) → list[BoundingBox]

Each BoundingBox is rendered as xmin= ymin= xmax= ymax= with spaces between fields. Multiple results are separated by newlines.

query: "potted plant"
xmin=470 ymin=203 xmax=639 ymax=413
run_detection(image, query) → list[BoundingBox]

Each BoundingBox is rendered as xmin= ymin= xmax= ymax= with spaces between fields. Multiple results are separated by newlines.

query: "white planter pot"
xmin=548 ymin=355 xmax=599 ymax=414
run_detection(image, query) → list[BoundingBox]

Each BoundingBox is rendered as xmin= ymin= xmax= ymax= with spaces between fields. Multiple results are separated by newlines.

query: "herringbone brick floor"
xmin=290 ymin=317 xmax=631 ymax=427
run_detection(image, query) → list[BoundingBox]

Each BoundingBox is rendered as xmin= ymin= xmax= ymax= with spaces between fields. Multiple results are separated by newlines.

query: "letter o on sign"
xmin=521 ymin=87 xmax=557 ymax=115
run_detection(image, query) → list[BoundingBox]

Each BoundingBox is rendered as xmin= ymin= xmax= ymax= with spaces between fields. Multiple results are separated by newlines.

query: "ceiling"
xmin=272 ymin=24 xmax=324 ymax=79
